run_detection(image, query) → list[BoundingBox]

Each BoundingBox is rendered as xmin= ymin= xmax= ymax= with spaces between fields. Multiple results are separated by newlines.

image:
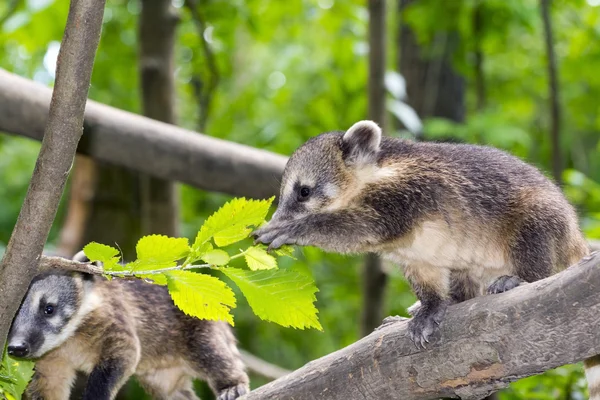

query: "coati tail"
xmin=585 ymin=355 xmax=600 ymax=400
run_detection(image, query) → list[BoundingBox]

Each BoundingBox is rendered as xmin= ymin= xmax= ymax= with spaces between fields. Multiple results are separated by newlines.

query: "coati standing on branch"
xmin=7 ymin=264 xmax=249 ymax=400
xmin=253 ymin=121 xmax=597 ymax=393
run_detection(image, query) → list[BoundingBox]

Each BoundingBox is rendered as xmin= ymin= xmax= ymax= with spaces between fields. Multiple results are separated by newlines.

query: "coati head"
xmin=271 ymin=120 xmax=383 ymax=223
xmin=7 ymin=270 xmax=100 ymax=359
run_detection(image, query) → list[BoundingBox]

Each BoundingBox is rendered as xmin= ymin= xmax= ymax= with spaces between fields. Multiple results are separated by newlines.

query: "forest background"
xmin=1 ymin=0 xmax=600 ymax=398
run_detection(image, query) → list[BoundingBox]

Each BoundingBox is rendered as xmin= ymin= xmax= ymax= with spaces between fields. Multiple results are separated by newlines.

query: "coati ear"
xmin=342 ymin=120 xmax=382 ymax=164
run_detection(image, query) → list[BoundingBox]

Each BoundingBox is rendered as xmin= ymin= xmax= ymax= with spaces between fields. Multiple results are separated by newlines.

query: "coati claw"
xmin=217 ymin=383 xmax=249 ymax=400
xmin=407 ymin=301 xmax=448 ymax=349
xmin=487 ymin=275 xmax=522 ymax=294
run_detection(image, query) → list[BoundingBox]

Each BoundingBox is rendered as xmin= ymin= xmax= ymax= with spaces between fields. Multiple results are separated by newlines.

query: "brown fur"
xmin=21 ymin=275 xmax=249 ymax=400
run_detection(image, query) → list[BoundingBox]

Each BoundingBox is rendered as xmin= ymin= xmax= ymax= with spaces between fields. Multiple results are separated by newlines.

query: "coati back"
xmin=254 ymin=121 xmax=594 ymax=396
xmin=7 ymin=267 xmax=249 ymax=400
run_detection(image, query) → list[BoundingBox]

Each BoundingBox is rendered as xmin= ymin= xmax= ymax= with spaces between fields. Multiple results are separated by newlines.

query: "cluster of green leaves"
xmin=0 ymin=347 xmax=34 ymax=400
xmin=83 ymin=197 xmax=322 ymax=331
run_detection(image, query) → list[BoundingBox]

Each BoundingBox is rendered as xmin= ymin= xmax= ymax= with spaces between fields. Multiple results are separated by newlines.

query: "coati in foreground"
xmin=253 ymin=121 xmax=596 ymax=395
xmin=7 ymin=262 xmax=250 ymax=400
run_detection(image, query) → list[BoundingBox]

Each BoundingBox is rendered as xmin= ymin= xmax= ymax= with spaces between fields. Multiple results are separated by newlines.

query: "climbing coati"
xmin=253 ymin=120 xmax=596 ymax=395
xmin=7 ymin=261 xmax=249 ymax=400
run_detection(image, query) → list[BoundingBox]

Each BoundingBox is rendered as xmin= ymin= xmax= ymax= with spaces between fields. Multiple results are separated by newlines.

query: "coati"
xmin=7 ymin=258 xmax=250 ymax=400
xmin=253 ymin=121 xmax=596 ymax=394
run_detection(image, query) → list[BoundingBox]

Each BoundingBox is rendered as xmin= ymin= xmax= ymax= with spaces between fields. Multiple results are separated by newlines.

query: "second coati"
xmin=7 ymin=262 xmax=249 ymax=400
xmin=253 ymin=121 xmax=595 ymax=395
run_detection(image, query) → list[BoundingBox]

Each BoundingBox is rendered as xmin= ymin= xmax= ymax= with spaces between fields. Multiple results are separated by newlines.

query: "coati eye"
xmin=44 ymin=305 xmax=55 ymax=316
xmin=297 ymin=186 xmax=311 ymax=202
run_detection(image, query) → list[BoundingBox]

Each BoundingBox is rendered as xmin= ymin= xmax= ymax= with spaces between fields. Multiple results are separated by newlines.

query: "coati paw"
xmin=375 ymin=315 xmax=409 ymax=331
xmin=217 ymin=383 xmax=249 ymax=400
xmin=407 ymin=302 xmax=448 ymax=349
xmin=487 ymin=275 xmax=522 ymax=294
xmin=253 ymin=222 xmax=298 ymax=250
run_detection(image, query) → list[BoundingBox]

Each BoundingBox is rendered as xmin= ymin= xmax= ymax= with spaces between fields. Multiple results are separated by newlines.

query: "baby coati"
xmin=254 ymin=120 xmax=595 ymax=391
xmin=7 ymin=265 xmax=249 ymax=400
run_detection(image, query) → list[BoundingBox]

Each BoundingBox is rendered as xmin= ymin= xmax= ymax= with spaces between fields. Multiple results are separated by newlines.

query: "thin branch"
xmin=540 ymin=0 xmax=563 ymax=185
xmin=0 ymin=0 xmax=106 ymax=351
xmin=239 ymin=350 xmax=291 ymax=381
xmin=244 ymin=252 xmax=600 ymax=399
xmin=184 ymin=0 xmax=220 ymax=132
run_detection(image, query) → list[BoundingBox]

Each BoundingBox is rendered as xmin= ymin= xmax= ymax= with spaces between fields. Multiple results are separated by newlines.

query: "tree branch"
xmin=0 ymin=69 xmax=287 ymax=200
xmin=0 ymin=0 xmax=106 ymax=352
xmin=242 ymin=252 xmax=600 ymax=400
xmin=540 ymin=0 xmax=562 ymax=185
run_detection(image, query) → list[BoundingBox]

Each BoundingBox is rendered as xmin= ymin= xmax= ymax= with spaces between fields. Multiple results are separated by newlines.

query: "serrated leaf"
xmin=192 ymin=197 xmax=274 ymax=255
xmin=214 ymin=226 xmax=252 ymax=247
xmin=135 ymin=235 xmax=189 ymax=270
xmin=201 ymin=249 xmax=230 ymax=266
xmin=83 ymin=242 xmax=120 ymax=266
xmin=221 ymin=268 xmax=322 ymax=330
xmin=165 ymin=271 xmax=236 ymax=325
xmin=273 ymin=245 xmax=296 ymax=259
xmin=136 ymin=274 xmax=168 ymax=285
xmin=0 ymin=347 xmax=34 ymax=399
xmin=244 ymin=246 xmax=277 ymax=270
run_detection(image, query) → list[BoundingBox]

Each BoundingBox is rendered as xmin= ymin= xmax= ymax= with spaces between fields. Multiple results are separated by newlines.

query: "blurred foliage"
xmin=0 ymin=0 xmax=599 ymax=399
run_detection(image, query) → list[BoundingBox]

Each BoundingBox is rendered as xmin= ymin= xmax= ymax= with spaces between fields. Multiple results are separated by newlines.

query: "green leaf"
xmin=214 ymin=226 xmax=252 ymax=247
xmin=136 ymin=274 xmax=168 ymax=285
xmin=135 ymin=235 xmax=189 ymax=268
xmin=244 ymin=246 xmax=277 ymax=270
xmin=192 ymin=197 xmax=274 ymax=254
xmin=221 ymin=268 xmax=322 ymax=330
xmin=83 ymin=242 xmax=121 ymax=271
xmin=165 ymin=271 xmax=236 ymax=325
xmin=201 ymin=249 xmax=230 ymax=266
xmin=273 ymin=245 xmax=296 ymax=259
xmin=0 ymin=347 xmax=35 ymax=399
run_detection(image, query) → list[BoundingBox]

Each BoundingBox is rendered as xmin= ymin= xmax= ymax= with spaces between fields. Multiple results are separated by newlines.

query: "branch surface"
xmin=0 ymin=0 xmax=106 ymax=353
xmin=0 ymin=69 xmax=287 ymax=199
xmin=240 ymin=252 xmax=600 ymax=400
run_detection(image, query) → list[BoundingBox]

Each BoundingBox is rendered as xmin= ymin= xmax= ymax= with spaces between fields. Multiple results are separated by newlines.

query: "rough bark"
xmin=540 ymin=0 xmax=562 ymax=185
xmin=242 ymin=252 xmax=600 ymax=400
xmin=0 ymin=0 xmax=105 ymax=352
xmin=360 ymin=0 xmax=388 ymax=338
xmin=0 ymin=69 xmax=287 ymax=199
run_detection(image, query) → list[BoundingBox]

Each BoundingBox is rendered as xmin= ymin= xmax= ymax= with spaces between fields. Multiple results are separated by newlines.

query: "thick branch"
xmin=243 ymin=252 xmax=600 ymax=400
xmin=0 ymin=69 xmax=287 ymax=199
xmin=0 ymin=0 xmax=105 ymax=351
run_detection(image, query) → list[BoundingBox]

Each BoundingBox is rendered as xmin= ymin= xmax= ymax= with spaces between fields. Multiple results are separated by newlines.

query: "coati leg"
xmin=83 ymin=335 xmax=140 ymax=400
xmin=487 ymin=275 xmax=522 ymax=294
xmin=25 ymin=357 xmax=77 ymax=400
xmin=404 ymin=264 xmax=451 ymax=348
xmin=82 ymin=357 xmax=137 ymax=400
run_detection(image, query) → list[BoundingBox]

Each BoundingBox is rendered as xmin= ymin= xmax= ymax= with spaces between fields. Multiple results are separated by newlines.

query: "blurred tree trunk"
xmin=138 ymin=0 xmax=179 ymax=236
xmin=361 ymin=0 xmax=388 ymax=338
xmin=540 ymin=0 xmax=562 ymax=185
xmin=398 ymin=0 xmax=465 ymax=125
xmin=473 ymin=1 xmax=486 ymax=111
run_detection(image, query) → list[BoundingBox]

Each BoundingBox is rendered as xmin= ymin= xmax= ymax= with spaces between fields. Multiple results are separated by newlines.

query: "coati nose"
xmin=7 ymin=343 xmax=29 ymax=358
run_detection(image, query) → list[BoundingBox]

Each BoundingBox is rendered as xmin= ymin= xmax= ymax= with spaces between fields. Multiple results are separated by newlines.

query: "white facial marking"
xmin=34 ymin=289 xmax=103 ymax=357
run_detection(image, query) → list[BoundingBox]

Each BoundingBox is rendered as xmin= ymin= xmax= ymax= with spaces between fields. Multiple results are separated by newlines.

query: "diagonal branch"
xmin=0 ymin=0 xmax=106 ymax=354
xmin=241 ymin=252 xmax=600 ymax=400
